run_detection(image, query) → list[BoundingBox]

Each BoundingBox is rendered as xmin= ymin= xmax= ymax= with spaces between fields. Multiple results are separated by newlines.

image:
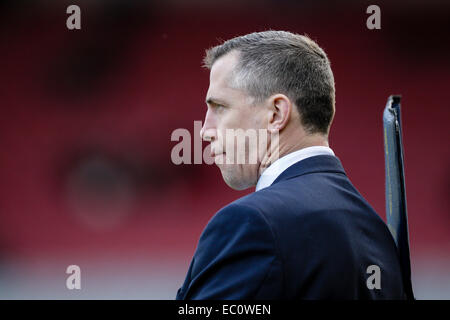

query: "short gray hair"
xmin=203 ymin=31 xmax=335 ymax=134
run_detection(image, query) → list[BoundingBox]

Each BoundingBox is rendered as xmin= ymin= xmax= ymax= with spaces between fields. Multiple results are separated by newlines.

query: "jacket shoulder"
xmin=184 ymin=201 xmax=283 ymax=299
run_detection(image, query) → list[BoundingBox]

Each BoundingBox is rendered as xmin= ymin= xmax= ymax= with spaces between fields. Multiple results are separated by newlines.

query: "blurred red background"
xmin=0 ymin=0 xmax=448 ymax=298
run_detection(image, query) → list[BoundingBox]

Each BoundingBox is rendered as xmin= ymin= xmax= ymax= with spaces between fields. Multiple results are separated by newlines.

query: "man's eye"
xmin=211 ymin=105 xmax=224 ymax=112
xmin=207 ymin=103 xmax=227 ymax=113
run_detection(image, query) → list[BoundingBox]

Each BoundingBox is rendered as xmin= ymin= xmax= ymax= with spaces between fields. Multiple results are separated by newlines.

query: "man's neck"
xmin=258 ymin=133 xmax=329 ymax=178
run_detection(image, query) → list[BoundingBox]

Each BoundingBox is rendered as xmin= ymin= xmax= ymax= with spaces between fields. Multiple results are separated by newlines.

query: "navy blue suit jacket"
xmin=176 ymin=155 xmax=406 ymax=299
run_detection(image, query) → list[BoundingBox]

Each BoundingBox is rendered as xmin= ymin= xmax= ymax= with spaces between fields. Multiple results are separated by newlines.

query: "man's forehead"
xmin=209 ymin=51 xmax=239 ymax=85
xmin=206 ymin=51 xmax=240 ymax=101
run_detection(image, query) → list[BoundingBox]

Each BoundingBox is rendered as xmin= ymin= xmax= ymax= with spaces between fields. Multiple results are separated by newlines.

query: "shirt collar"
xmin=255 ymin=146 xmax=335 ymax=191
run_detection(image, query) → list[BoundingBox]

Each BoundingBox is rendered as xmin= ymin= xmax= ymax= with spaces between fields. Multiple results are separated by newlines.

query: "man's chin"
xmin=225 ymin=181 xmax=250 ymax=191
xmin=219 ymin=167 xmax=254 ymax=191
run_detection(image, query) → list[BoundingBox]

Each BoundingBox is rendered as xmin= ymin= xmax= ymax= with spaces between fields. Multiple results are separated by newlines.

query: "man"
xmin=176 ymin=31 xmax=406 ymax=299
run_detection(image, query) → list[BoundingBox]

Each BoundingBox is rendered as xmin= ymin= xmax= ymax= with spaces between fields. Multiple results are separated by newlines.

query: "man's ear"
xmin=267 ymin=94 xmax=292 ymax=133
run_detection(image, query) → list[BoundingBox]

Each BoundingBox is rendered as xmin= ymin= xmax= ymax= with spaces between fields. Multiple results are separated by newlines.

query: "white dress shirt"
xmin=255 ymin=146 xmax=335 ymax=191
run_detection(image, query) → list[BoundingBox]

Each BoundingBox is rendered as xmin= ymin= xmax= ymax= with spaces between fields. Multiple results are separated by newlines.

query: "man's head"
xmin=200 ymin=30 xmax=335 ymax=190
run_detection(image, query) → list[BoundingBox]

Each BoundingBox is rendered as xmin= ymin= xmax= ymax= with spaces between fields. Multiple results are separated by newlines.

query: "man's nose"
xmin=200 ymin=109 xmax=217 ymax=142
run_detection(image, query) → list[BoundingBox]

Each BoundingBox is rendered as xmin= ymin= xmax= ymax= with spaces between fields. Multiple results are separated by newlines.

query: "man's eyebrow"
xmin=206 ymin=97 xmax=228 ymax=106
